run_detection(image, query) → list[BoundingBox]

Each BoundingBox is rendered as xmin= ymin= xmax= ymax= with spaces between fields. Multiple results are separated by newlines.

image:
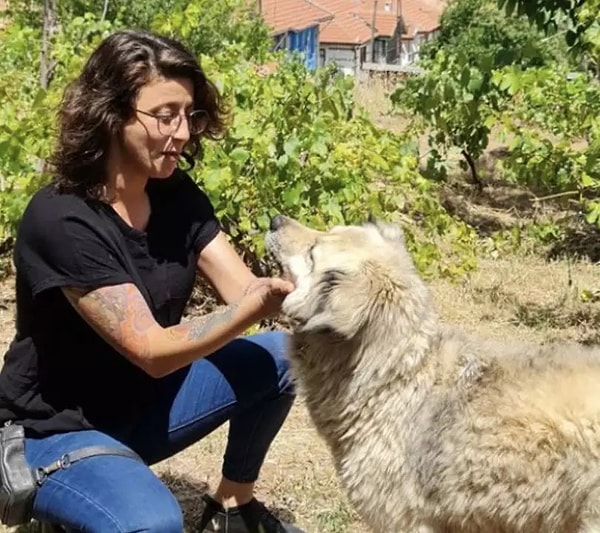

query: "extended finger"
xmin=270 ymin=278 xmax=295 ymax=294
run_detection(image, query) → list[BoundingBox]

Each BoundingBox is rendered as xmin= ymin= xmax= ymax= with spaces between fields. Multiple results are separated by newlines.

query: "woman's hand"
xmin=240 ymin=277 xmax=295 ymax=321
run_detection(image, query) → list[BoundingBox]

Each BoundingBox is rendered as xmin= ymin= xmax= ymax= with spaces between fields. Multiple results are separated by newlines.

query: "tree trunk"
xmin=37 ymin=0 xmax=58 ymax=175
xmin=101 ymin=0 xmax=110 ymax=21
xmin=40 ymin=0 xmax=57 ymax=90
xmin=461 ymin=149 xmax=483 ymax=191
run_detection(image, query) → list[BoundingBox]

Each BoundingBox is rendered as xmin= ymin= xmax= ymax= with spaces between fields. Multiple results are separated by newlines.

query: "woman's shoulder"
xmin=17 ymin=183 xmax=102 ymax=242
xmin=24 ymin=182 xmax=95 ymax=220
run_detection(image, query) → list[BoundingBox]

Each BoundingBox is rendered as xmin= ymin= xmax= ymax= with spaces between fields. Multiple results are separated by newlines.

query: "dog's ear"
xmin=300 ymin=306 xmax=363 ymax=340
xmin=367 ymin=216 xmax=405 ymax=245
xmin=298 ymin=269 xmax=366 ymax=340
xmin=300 ymin=314 xmax=339 ymax=337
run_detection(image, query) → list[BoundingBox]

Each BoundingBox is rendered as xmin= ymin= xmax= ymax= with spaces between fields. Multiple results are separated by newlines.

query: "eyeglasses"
xmin=135 ymin=108 xmax=209 ymax=136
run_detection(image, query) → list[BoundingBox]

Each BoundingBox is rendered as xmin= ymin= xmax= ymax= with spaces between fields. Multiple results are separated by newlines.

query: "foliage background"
xmin=0 ymin=0 xmax=598 ymax=277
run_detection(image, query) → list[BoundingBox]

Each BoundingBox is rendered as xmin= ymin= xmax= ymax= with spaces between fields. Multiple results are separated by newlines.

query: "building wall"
xmin=318 ymin=28 xmax=440 ymax=74
xmin=288 ymin=25 xmax=319 ymax=70
xmin=320 ymin=45 xmax=358 ymax=75
xmin=398 ymin=30 xmax=439 ymax=65
xmin=273 ymin=25 xmax=320 ymax=71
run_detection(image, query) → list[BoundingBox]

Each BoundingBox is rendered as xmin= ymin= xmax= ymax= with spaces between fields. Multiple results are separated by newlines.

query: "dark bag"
xmin=0 ymin=422 xmax=144 ymax=526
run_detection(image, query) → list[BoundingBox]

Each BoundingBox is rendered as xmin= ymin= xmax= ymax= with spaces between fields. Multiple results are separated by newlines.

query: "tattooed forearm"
xmin=63 ymin=284 xmax=155 ymax=359
xmin=188 ymin=304 xmax=238 ymax=340
xmin=165 ymin=303 xmax=239 ymax=342
xmin=63 ymin=283 xmax=252 ymax=376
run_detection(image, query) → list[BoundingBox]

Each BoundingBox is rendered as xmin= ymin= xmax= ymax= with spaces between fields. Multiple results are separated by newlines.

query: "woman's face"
xmin=117 ymin=76 xmax=194 ymax=180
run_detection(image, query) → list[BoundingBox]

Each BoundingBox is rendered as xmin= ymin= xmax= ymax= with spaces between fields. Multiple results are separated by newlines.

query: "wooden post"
xmin=371 ymin=0 xmax=378 ymax=62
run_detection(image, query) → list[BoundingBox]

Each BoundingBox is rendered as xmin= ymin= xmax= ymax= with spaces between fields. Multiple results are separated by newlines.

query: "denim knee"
xmin=127 ymin=511 xmax=184 ymax=533
xmin=98 ymin=477 xmax=184 ymax=533
xmin=246 ymin=331 xmax=296 ymax=396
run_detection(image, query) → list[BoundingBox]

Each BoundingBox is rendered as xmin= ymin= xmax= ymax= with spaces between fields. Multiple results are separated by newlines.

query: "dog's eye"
xmin=303 ymin=244 xmax=316 ymax=271
xmin=307 ymin=243 xmax=317 ymax=266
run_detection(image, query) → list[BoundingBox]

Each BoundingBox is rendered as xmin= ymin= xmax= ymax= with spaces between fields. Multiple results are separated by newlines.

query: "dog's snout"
xmin=270 ymin=214 xmax=286 ymax=231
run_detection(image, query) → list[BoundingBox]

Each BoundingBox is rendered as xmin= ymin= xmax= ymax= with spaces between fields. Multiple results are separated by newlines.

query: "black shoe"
xmin=198 ymin=494 xmax=306 ymax=533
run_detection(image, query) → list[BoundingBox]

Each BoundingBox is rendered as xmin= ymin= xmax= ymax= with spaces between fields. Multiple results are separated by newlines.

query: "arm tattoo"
xmin=63 ymin=284 xmax=155 ymax=358
xmin=166 ymin=303 xmax=239 ymax=342
xmin=64 ymin=285 xmax=242 ymax=360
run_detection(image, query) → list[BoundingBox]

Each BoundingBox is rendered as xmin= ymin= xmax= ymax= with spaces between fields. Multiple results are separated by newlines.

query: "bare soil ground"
xmin=2 ymin=78 xmax=600 ymax=532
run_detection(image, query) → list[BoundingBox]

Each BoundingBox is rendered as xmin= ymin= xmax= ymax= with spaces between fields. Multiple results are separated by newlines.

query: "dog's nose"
xmin=269 ymin=214 xmax=286 ymax=231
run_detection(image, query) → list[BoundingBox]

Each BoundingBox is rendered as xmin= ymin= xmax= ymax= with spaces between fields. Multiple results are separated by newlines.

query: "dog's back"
xmin=403 ymin=329 xmax=600 ymax=532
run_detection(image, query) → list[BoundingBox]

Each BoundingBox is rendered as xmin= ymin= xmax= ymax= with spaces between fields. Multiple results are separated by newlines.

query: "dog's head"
xmin=265 ymin=214 xmax=431 ymax=342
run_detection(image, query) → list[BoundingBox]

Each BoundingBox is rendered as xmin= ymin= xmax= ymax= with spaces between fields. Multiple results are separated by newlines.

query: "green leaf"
xmin=460 ymin=66 xmax=471 ymax=87
xmin=229 ymin=147 xmax=250 ymax=167
xmin=504 ymin=0 xmax=517 ymax=17
xmin=311 ymin=140 xmax=328 ymax=157
xmin=581 ymin=173 xmax=597 ymax=188
xmin=282 ymin=183 xmax=304 ymax=206
xmin=468 ymin=70 xmax=483 ymax=93
xmin=284 ymin=137 xmax=301 ymax=157
xmin=586 ymin=204 xmax=600 ymax=225
xmin=239 ymin=218 xmax=252 ymax=234
xmin=276 ymin=154 xmax=289 ymax=168
xmin=202 ymin=167 xmax=231 ymax=192
xmin=256 ymin=213 xmax=270 ymax=230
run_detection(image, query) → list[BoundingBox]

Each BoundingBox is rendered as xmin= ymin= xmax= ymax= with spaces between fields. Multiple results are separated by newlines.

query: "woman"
xmin=0 ymin=29 xmax=305 ymax=533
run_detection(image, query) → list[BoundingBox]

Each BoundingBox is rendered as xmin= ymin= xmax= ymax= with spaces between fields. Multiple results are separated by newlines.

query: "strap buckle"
xmin=59 ymin=453 xmax=72 ymax=469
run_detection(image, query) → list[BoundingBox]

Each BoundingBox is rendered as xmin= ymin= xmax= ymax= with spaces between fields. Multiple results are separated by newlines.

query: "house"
xmin=260 ymin=0 xmax=334 ymax=70
xmin=260 ymin=0 xmax=445 ymax=75
xmin=397 ymin=0 xmax=445 ymax=66
xmin=316 ymin=0 xmax=444 ymax=74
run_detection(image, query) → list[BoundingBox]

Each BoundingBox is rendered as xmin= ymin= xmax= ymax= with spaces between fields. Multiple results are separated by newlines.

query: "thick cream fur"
xmin=266 ymin=216 xmax=600 ymax=533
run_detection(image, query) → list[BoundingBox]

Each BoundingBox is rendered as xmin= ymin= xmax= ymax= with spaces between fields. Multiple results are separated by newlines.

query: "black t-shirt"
xmin=0 ymin=169 xmax=221 ymax=437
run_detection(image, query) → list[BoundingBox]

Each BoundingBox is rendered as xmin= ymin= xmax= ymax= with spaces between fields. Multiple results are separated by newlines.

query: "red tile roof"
xmin=260 ymin=0 xmax=445 ymax=45
xmin=260 ymin=0 xmax=333 ymax=34
xmin=353 ymin=9 xmax=399 ymax=37
xmin=401 ymin=0 xmax=445 ymax=36
xmin=320 ymin=10 xmax=374 ymax=44
xmin=312 ymin=0 xmax=373 ymax=44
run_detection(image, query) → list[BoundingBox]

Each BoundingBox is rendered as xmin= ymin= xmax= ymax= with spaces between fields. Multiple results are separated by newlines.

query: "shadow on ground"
xmin=547 ymin=224 xmax=600 ymax=263
xmin=17 ymin=471 xmax=298 ymax=533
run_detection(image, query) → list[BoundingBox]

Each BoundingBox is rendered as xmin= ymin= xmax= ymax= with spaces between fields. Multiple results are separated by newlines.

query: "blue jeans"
xmin=24 ymin=332 xmax=295 ymax=532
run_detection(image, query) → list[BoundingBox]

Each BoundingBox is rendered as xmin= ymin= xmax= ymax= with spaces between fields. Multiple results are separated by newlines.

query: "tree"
xmin=392 ymin=0 xmax=575 ymax=188
xmin=424 ymin=0 xmax=569 ymax=70
xmin=0 ymin=0 xmax=481 ymax=278
xmin=498 ymin=0 xmax=600 ymax=76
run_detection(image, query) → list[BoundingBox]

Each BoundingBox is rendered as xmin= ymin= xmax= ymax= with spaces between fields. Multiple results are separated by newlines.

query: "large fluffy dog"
xmin=266 ymin=214 xmax=600 ymax=533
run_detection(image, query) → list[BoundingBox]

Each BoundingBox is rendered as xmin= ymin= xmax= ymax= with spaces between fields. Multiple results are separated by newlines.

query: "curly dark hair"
xmin=50 ymin=29 xmax=228 ymax=199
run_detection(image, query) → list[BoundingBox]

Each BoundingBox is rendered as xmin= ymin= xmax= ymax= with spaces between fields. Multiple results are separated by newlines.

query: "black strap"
xmin=35 ymin=446 xmax=144 ymax=485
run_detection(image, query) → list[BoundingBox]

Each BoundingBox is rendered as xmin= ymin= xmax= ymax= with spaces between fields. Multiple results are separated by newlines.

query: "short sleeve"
xmin=169 ymin=171 xmax=221 ymax=255
xmin=14 ymin=188 xmax=133 ymax=297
